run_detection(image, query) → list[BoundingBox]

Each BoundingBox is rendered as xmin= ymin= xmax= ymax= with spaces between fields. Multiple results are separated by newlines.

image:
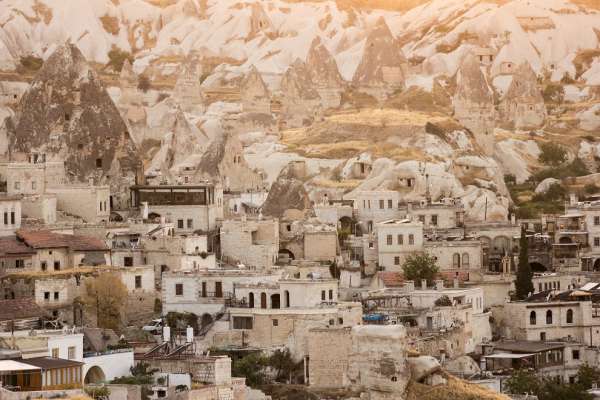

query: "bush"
xmin=85 ymin=386 xmax=110 ymax=399
xmin=532 ymin=158 xmax=589 ymax=182
xmin=543 ymin=83 xmax=565 ymax=103
xmin=20 ymin=55 xmax=43 ymax=72
xmin=434 ymin=295 xmax=452 ymax=307
xmin=584 ymin=184 xmax=599 ymax=194
xmin=538 ymin=142 xmax=567 ymax=166
xmin=137 ymin=75 xmax=151 ymax=92
xmin=504 ymin=174 xmax=517 ymax=186
xmin=532 ymin=183 xmax=566 ymax=202
xmin=107 ymin=48 xmax=133 ymax=72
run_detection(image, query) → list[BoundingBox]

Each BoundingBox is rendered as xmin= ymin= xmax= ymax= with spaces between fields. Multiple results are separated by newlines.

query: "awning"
xmin=484 ymin=353 xmax=535 ymax=359
xmin=0 ymin=360 xmax=41 ymax=372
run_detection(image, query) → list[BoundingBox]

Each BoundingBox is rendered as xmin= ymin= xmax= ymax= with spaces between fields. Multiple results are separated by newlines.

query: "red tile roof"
xmin=378 ymin=272 xmax=404 ymax=287
xmin=0 ymin=298 xmax=44 ymax=321
xmin=16 ymin=230 xmax=108 ymax=251
xmin=0 ymin=236 xmax=36 ymax=256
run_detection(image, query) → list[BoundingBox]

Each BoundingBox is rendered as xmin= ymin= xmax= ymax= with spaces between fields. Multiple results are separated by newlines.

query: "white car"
xmin=142 ymin=319 xmax=164 ymax=334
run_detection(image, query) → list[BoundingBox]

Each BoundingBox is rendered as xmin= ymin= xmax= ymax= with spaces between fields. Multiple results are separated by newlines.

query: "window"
xmin=329 ymin=319 xmax=334 ymax=325
xmin=462 ymin=253 xmax=470 ymax=268
xmin=329 ymin=289 xmax=333 ymax=300
xmin=595 ymin=216 xmax=600 ymax=226
xmin=14 ymin=181 xmax=20 ymax=190
xmin=177 ymin=219 xmax=184 ymax=229
xmin=387 ymin=235 xmax=393 ymax=246
xmin=124 ymin=256 xmax=133 ymax=267
xmin=272 ymin=319 xmax=278 ymax=327
xmin=3 ymin=212 xmax=6 ymax=225
xmin=379 ymin=200 xmax=384 ymax=209
xmin=51 ymin=348 xmax=59 ymax=358
xmin=187 ymin=219 xmax=193 ymax=229
xmin=387 ymin=199 xmax=392 ymax=209
xmin=338 ymin=317 xmax=343 ymax=325
xmin=453 ymin=253 xmax=461 ymax=269
xmin=567 ymin=309 xmax=573 ymax=324
xmin=10 ymin=212 xmax=14 ymax=225
xmin=65 ymin=113 xmax=70 ymax=121
xmin=44 ymin=292 xmax=50 ymax=301
xmin=32 ymin=181 xmax=36 ymax=190
xmin=431 ymin=215 xmax=438 ymax=226
xmin=96 ymin=158 xmax=103 ymax=168
xmin=41 ymin=261 xmax=47 ymax=271
xmin=321 ymin=290 xmax=326 ymax=300
xmin=54 ymin=292 xmax=59 ymax=300
xmin=68 ymin=346 xmax=76 ymax=360
xmin=233 ymin=316 xmax=253 ymax=329
xmin=546 ymin=310 xmax=553 ymax=324
xmin=530 ymin=311 xmax=536 ymax=325
xmin=409 ymin=234 xmax=414 ymax=245
xmin=538 ymin=283 xmax=542 ymax=292
xmin=175 ymin=283 xmax=183 ymax=296
xmin=540 ymin=332 xmax=546 ymax=341
xmin=135 ymin=275 xmax=142 ymax=289
xmin=394 ymin=256 xmax=400 ymax=265
xmin=99 ymin=201 xmax=103 ymax=212
xmin=572 ymin=349 xmax=580 ymax=360
xmin=397 ymin=235 xmax=403 ymax=245
xmin=54 ymin=261 xmax=60 ymax=271
xmin=595 ymin=237 xmax=600 ymax=247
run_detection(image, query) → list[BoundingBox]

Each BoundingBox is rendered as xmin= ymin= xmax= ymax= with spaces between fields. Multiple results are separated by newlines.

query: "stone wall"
xmin=307 ymin=327 xmax=352 ymax=388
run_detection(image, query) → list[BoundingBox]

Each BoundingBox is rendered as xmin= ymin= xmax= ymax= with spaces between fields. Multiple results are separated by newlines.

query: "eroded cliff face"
xmin=8 ymin=42 xmax=140 ymax=205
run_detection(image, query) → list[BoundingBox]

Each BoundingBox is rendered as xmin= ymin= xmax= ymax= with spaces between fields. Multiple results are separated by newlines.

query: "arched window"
xmin=566 ymin=309 xmax=573 ymax=324
xmin=248 ymin=292 xmax=254 ymax=308
xmin=462 ymin=253 xmax=470 ymax=269
xmin=284 ymin=290 xmax=290 ymax=308
xmin=546 ymin=310 xmax=553 ymax=324
xmin=453 ymin=253 xmax=461 ymax=269
xmin=530 ymin=311 xmax=536 ymax=325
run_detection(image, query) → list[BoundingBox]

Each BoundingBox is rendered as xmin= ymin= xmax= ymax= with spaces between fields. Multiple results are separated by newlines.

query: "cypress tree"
xmin=515 ymin=226 xmax=534 ymax=299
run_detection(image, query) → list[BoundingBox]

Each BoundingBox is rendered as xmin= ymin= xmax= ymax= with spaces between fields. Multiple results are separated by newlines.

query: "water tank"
xmin=163 ymin=326 xmax=171 ymax=343
xmin=186 ymin=327 xmax=194 ymax=343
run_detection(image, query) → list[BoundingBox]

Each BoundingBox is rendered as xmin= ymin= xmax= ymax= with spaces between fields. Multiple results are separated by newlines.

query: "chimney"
xmin=186 ymin=326 xmax=194 ymax=343
xmin=405 ymin=280 xmax=415 ymax=292
xmin=453 ymin=278 xmax=459 ymax=289
xmin=435 ymin=279 xmax=444 ymax=291
xmin=421 ymin=279 xmax=427 ymax=290
xmin=163 ymin=326 xmax=171 ymax=343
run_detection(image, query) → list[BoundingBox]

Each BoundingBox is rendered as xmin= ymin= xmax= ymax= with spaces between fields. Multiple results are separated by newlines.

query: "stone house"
xmin=20 ymin=194 xmax=57 ymax=225
xmin=453 ymin=55 xmax=495 ymax=155
xmin=376 ymin=219 xmax=424 ymax=272
xmin=45 ymin=185 xmax=110 ymax=224
xmin=0 ymin=195 xmax=21 ymax=237
xmin=566 ymin=197 xmax=600 ymax=270
xmin=220 ymin=217 xmax=279 ymax=269
xmin=0 ymin=236 xmax=35 ymax=273
xmin=5 ymin=159 xmax=66 ymax=196
xmin=347 ymin=190 xmax=404 ymax=232
xmin=500 ymin=62 xmax=546 ymax=130
xmin=424 ymin=238 xmax=482 ymax=281
xmin=402 ymin=198 xmax=465 ymax=230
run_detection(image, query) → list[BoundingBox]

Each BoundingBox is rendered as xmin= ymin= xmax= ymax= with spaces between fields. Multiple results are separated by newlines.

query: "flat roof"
xmin=485 ymin=353 xmax=535 ymax=359
xmin=22 ymin=357 xmax=84 ymax=369
xmin=493 ymin=341 xmax=565 ymax=353
xmin=0 ymin=360 xmax=41 ymax=372
xmin=131 ymin=184 xmax=214 ymax=190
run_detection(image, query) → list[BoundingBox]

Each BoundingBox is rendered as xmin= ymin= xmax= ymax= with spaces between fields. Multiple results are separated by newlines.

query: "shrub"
xmin=543 ymin=83 xmax=565 ymax=103
xmin=402 ymin=253 xmax=439 ymax=285
xmin=137 ymin=75 xmax=151 ymax=92
xmin=20 ymin=55 xmax=43 ymax=71
xmin=85 ymin=387 xmax=110 ymax=399
xmin=504 ymin=174 xmax=517 ymax=186
xmin=538 ymin=142 xmax=567 ymax=166
xmin=584 ymin=184 xmax=599 ymax=194
xmin=434 ymin=295 xmax=452 ymax=307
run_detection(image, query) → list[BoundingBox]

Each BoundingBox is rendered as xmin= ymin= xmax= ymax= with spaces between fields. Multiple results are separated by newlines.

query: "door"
xmin=215 ymin=282 xmax=222 ymax=298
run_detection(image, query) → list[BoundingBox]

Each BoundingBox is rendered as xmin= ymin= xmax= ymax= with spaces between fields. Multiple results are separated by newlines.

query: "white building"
xmin=0 ymin=195 xmax=21 ymax=237
xmin=376 ymin=219 xmax=424 ymax=271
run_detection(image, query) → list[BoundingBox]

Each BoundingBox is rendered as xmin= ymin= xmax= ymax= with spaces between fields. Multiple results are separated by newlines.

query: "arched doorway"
xmin=85 ymin=366 xmax=106 ymax=384
xmin=271 ymin=294 xmax=280 ymax=309
xmin=559 ymin=236 xmax=573 ymax=244
xmin=278 ymin=249 xmax=295 ymax=262
xmin=284 ymin=290 xmax=290 ymax=308
xmin=530 ymin=262 xmax=547 ymax=273
xmin=201 ymin=313 xmax=213 ymax=328
xmin=248 ymin=292 xmax=255 ymax=308
xmin=260 ymin=293 xmax=267 ymax=309
xmin=339 ymin=216 xmax=353 ymax=232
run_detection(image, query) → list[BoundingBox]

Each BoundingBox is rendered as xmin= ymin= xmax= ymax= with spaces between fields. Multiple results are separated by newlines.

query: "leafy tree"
xmin=107 ymin=48 xmax=133 ymax=72
xmin=577 ymin=364 xmax=600 ymax=390
xmin=539 ymin=381 xmax=593 ymax=400
xmin=505 ymin=369 xmax=541 ymax=396
xmin=85 ymin=386 xmax=110 ymax=399
xmin=434 ymin=295 xmax=452 ymax=307
xmin=268 ymin=349 xmax=302 ymax=383
xmin=232 ymin=353 xmax=270 ymax=386
xmin=539 ymin=142 xmax=567 ymax=166
xmin=515 ymin=226 xmax=534 ymax=300
xmin=137 ymin=75 xmax=151 ymax=92
xmin=402 ymin=253 xmax=439 ymax=285
xmin=84 ymin=272 xmax=128 ymax=330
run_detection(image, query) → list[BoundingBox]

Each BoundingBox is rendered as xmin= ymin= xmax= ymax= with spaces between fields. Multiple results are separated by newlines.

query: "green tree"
xmin=504 ymin=369 xmax=541 ymax=396
xmin=539 ymin=381 xmax=593 ymax=400
xmin=402 ymin=253 xmax=439 ymax=285
xmin=577 ymin=364 xmax=600 ymax=390
xmin=84 ymin=272 xmax=128 ymax=330
xmin=107 ymin=47 xmax=133 ymax=72
xmin=539 ymin=142 xmax=567 ymax=166
xmin=232 ymin=353 xmax=270 ymax=386
xmin=515 ymin=226 xmax=534 ymax=300
xmin=268 ymin=349 xmax=301 ymax=383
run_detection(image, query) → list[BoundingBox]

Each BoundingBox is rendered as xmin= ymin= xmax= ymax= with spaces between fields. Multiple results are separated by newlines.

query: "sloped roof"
xmin=378 ymin=272 xmax=404 ymax=287
xmin=0 ymin=298 xmax=44 ymax=321
xmin=22 ymin=357 xmax=84 ymax=369
xmin=0 ymin=236 xmax=36 ymax=256
xmin=16 ymin=230 xmax=108 ymax=251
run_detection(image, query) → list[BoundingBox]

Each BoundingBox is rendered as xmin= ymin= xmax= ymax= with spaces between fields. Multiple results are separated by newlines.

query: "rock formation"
xmin=453 ymin=54 xmax=495 ymax=155
xmin=305 ymin=37 xmax=344 ymax=109
xmin=352 ymin=17 xmax=406 ymax=102
xmin=279 ymin=59 xmax=322 ymax=128
xmin=8 ymin=42 xmax=140 ymax=209
xmin=500 ymin=62 xmax=546 ymax=130
xmin=173 ymin=63 xmax=205 ymax=113
xmin=240 ymin=65 xmax=271 ymax=114
xmin=262 ymin=162 xmax=310 ymax=218
xmin=192 ymin=133 xmax=263 ymax=192
xmin=248 ymin=2 xmax=275 ymax=39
